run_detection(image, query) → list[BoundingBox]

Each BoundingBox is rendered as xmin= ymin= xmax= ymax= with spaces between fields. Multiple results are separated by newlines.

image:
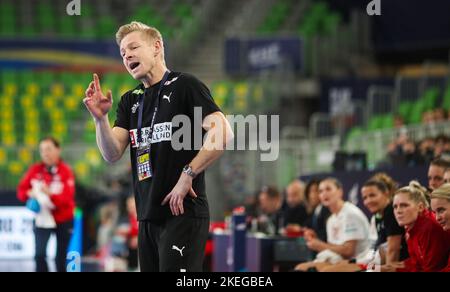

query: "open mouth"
xmin=129 ymin=62 xmax=140 ymax=71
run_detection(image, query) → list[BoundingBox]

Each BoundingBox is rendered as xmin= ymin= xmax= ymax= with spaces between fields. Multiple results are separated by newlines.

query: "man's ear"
xmin=154 ymin=39 xmax=162 ymax=57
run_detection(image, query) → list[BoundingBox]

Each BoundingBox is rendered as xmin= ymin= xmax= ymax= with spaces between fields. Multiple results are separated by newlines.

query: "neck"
xmin=141 ymin=62 xmax=168 ymax=88
xmin=405 ymin=222 xmax=416 ymax=231
xmin=377 ymin=201 xmax=390 ymax=216
xmin=406 ymin=211 xmax=425 ymax=231
xmin=329 ymin=200 xmax=344 ymax=214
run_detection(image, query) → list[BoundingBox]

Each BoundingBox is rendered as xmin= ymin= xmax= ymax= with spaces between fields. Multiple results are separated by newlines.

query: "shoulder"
xmin=343 ymin=203 xmax=368 ymax=223
xmin=382 ymin=204 xmax=397 ymax=223
xmin=177 ymin=72 xmax=208 ymax=89
xmin=413 ymin=213 xmax=444 ymax=241
xmin=58 ymin=161 xmax=74 ymax=176
xmin=120 ymin=84 xmax=143 ymax=103
xmin=27 ymin=163 xmax=43 ymax=174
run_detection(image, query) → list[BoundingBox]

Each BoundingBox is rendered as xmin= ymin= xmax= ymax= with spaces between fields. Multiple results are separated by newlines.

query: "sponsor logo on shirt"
xmin=131 ymin=102 xmax=140 ymax=114
xmin=164 ymin=77 xmax=178 ymax=86
xmin=163 ymin=92 xmax=173 ymax=103
xmin=132 ymin=89 xmax=144 ymax=95
xmin=129 ymin=122 xmax=172 ymax=148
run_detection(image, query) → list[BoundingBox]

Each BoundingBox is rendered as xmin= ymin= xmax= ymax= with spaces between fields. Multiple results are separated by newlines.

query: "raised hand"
xmin=83 ymin=74 xmax=113 ymax=120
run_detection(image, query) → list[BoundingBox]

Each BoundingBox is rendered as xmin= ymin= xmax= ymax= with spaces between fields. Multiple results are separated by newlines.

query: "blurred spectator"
xmin=243 ymin=191 xmax=259 ymax=223
xmin=418 ymin=137 xmax=436 ymax=163
xmin=295 ymin=178 xmax=370 ymax=271
xmin=433 ymin=108 xmax=447 ymax=122
xmin=434 ymin=134 xmax=450 ymax=158
xmin=257 ymin=186 xmax=283 ymax=235
xmin=393 ymin=114 xmax=405 ymax=129
xmin=385 ymin=134 xmax=422 ymax=167
xmin=428 ymin=158 xmax=450 ymax=191
xmin=282 ymin=180 xmax=308 ymax=232
xmin=422 ymin=110 xmax=435 ymax=125
xmin=361 ymin=179 xmax=407 ymax=264
xmin=304 ymin=179 xmax=330 ymax=242
xmin=320 ymin=178 xmax=407 ymax=272
xmin=97 ymin=201 xmax=119 ymax=253
xmin=123 ymin=196 xmax=138 ymax=271
xmin=17 ymin=137 xmax=75 ymax=273
xmin=430 ymin=184 xmax=450 ymax=272
xmin=444 ymin=169 xmax=450 ymax=184
xmin=371 ymin=172 xmax=399 ymax=197
xmin=388 ymin=182 xmax=450 ymax=272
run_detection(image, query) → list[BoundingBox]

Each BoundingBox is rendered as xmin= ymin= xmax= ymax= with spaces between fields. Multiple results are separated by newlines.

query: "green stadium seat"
xmin=233 ymin=82 xmax=250 ymax=112
xmin=98 ymin=16 xmax=117 ymax=38
xmin=380 ymin=114 xmax=394 ymax=129
xmin=443 ymin=85 xmax=450 ymax=109
xmin=0 ymin=147 xmax=8 ymax=170
xmin=322 ymin=13 xmax=341 ymax=35
xmin=397 ymin=101 xmax=413 ymax=120
xmin=74 ymin=161 xmax=92 ymax=184
xmin=211 ymin=81 xmax=231 ymax=110
xmin=367 ymin=115 xmax=382 ymax=131
xmin=422 ymin=87 xmax=439 ymax=111
xmin=409 ymin=100 xmax=426 ymax=124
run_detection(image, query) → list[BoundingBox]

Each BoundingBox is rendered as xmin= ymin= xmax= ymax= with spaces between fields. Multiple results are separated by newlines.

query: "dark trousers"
xmin=138 ymin=212 xmax=209 ymax=272
xmin=34 ymin=221 xmax=73 ymax=272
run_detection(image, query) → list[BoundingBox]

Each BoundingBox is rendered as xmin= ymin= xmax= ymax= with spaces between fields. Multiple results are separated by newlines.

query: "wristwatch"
xmin=182 ymin=165 xmax=197 ymax=178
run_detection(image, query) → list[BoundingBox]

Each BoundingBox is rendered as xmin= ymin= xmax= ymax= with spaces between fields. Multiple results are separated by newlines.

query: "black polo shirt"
xmin=114 ymin=72 xmax=221 ymax=223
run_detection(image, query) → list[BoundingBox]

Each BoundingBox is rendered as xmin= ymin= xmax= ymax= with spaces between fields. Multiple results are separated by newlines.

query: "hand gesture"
xmin=83 ymin=74 xmax=113 ymax=120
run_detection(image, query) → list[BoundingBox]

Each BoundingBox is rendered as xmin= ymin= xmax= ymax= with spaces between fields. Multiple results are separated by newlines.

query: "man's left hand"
xmin=161 ymin=173 xmax=197 ymax=216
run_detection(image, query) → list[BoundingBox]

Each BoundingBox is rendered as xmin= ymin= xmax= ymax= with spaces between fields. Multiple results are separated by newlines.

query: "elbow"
xmin=341 ymin=247 xmax=356 ymax=259
xmin=103 ymin=154 xmax=120 ymax=164
xmin=224 ymin=129 xmax=235 ymax=148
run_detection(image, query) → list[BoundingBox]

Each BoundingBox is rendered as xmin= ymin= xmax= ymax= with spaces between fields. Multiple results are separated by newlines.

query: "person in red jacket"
xmin=431 ymin=184 xmax=450 ymax=272
xmin=17 ymin=137 xmax=75 ymax=272
xmin=387 ymin=181 xmax=450 ymax=272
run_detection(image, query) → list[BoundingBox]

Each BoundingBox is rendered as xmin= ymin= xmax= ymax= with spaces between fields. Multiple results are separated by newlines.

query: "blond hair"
xmin=395 ymin=181 xmax=430 ymax=208
xmin=116 ymin=21 xmax=165 ymax=59
xmin=431 ymin=183 xmax=450 ymax=202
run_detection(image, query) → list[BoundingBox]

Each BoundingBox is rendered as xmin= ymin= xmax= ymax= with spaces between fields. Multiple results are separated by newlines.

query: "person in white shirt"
xmin=295 ymin=177 xmax=370 ymax=271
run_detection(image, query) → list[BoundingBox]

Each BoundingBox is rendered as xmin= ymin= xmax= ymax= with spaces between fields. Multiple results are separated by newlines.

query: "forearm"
xmin=95 ymin=116 xmax=123 ymax=163
xmin=321 ymin=242 xmax=355 ymax=259
xmin=190 ymin=148 xmax=224 ymax=174
xmin=386 ymin=247 xmax=400 ymax=264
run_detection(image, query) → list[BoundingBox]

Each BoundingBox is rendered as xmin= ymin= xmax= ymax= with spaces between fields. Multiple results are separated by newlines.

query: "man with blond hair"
xmin=83 ymin=21 xmax=234 ymax=272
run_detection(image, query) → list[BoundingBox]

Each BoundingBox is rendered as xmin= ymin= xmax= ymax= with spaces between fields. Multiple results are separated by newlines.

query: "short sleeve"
xmin=184 ymin=74 xmax=221 ymax=120
xmin=341 ymin=213 xmax=367 ymax=242
xmin=114 ymin=92 xmax=131 ymax=130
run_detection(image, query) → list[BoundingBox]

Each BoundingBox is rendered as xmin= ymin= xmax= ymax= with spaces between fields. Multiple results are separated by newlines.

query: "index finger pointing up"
xmin=93 ymin=73 xmax=102 ymax=92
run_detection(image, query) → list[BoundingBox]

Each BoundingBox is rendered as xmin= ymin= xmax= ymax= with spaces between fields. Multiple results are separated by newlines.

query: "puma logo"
xmin=163 ymin=92 xmax=173 ymax=103
xmin=172 ymin=245 xmax=185 ymax=257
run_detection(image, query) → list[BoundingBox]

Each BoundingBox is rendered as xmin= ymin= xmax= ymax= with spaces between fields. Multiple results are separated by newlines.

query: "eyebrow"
xmin=120 ymin=42 xmax=139 ymax=53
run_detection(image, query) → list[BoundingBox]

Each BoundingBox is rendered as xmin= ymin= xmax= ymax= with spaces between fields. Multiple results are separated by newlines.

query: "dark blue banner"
xmin=225 ymin=37 xmax=303 ymax=75
xmin=319 ymin=77 xmax=394 ymax=113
